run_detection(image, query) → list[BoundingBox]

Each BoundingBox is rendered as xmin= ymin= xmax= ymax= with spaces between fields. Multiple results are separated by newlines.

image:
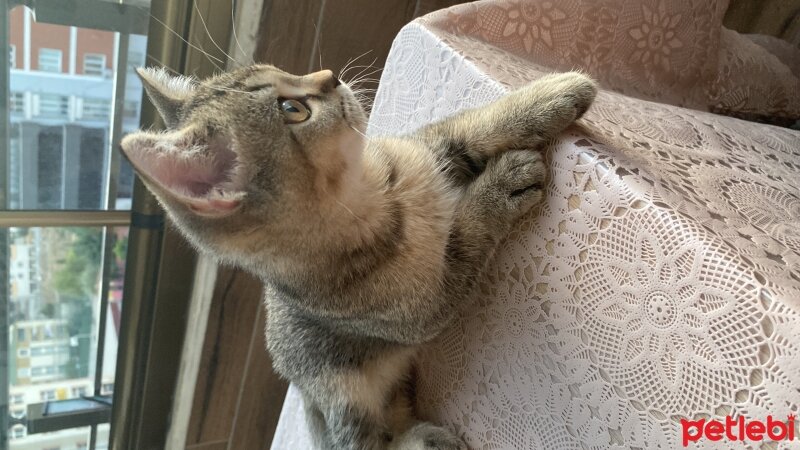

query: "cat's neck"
xmin=258 ymin=149 xmax=395 ymax=279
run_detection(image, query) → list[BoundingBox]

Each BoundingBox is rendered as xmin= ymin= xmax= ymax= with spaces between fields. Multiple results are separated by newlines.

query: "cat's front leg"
xmin=415 ymin=72 xmax=596 ymax=184
xmin=448 ymin=148 xmax=545 ymax=300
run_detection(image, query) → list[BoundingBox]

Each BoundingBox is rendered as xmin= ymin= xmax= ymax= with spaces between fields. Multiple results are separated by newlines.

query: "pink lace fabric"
xmin=270 ymin=2 xmax=800 ymax=449
xmin=421 ymin=0 xmax=800 ymax=124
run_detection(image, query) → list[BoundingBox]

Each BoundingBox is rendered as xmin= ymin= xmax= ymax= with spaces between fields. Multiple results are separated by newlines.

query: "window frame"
xmin=38 ymin=48 xmax=63 ymax=73
xmin=82 ymin=53 xmax=106 ymax=77
xmin=2 ymin=1 xmax=235 ymax=449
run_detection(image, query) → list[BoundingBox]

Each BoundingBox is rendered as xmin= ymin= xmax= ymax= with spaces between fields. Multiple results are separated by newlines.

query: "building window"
xmin=10 ymin=92 xmax=24 ymax=114
xmin=10 ymin=425 xmax=25 ymax=440
xmin=10 ymin=408 xmax=25 ymax=419
xmin=17 ymin=368 xmax=30 ymax=378
xmin=101 ymin=383 xmax=114 ymax=395
xmin=38 ymin=48 xmax=63 ymax=73
xmin=31 ymin=346 xmax=53 ymax=356
xmin=83 ymin=53 xmax=106 ymax=76
xmin=10 ymin=92 xmax=24 ymax=112
xmin=11 ymin=394 xmax=24 ymax=404
xmin=127 ymin=51 xmax=145 ymax=69
xmin=17 ymin=348 xmax=29 ymax=358
xmin=9 ymin=44 xmax=15 ymax=69
xmin=123 ymin=100 xmax=140 ymax=119
xmin=72 ymin=386 xmax=87 ymax=397
xmin=16 ymin=328 xmax=25 ymax=342
xmin=82 ymin=98 xmax=111 ymax=120
xmin=40 ymin=389 xmax=57 ymax=401
xmin=32 ymin=366 xmax=62 ymax=377
xmin=38 ymin=94 xmax=70 ymax=118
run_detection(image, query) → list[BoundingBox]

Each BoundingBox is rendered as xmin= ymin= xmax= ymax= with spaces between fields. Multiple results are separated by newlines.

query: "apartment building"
xmin=7 ymin=6 xmax=146 ymax=210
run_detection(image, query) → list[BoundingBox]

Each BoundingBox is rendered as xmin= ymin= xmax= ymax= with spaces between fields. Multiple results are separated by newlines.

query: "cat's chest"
xmin=265 ymin=300 xmax=404 ymax=381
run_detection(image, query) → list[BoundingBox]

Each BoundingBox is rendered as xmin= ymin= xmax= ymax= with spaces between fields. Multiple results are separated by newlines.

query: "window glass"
xmin=37 ymin=94 xmax=70 ymax=118
xmin=38 ymin=49 xmax=62 ymax=73
xmin=81 ymin=98 xmax=111 ymax=120
xmin=83 ymin=54 xmax=106 ymax=77
xmin=8 ymin=227 xmax=127 ymax=450
xmin=5 ymin=2 xmax=151 ymax=449
xmin=7 ymin=14 xmax=148 ymax=210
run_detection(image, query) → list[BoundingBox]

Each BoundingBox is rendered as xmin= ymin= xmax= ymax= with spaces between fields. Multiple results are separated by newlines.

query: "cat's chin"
xmin=121 ymin=129 xmax=246 ymax=218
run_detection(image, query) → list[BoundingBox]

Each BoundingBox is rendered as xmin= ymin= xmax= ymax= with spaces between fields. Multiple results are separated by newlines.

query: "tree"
xmin=53 ymin=228 xmax=103 ymax=299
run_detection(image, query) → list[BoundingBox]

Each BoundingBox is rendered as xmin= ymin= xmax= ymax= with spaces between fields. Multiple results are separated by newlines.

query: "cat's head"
xmin=121 ymin=65 xmax=368 ymax=261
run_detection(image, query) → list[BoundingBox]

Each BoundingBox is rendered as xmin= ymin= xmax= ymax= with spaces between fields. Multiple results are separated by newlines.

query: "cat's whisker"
xmin=345 ymin=59 xmax=380 ymax=84
xmin=136 ymin=6 xmax=226 ymax=71
xmin=339 ymin=50 xmax=374 ymax=80
xmin=312 ymin=20 xmax=324 ymax=71
xmin=339 ymin=50 xmax=373 ymax=77
xmin=335 ymin=199 xmax=369 ymax=226
xmin=143 ymin=55 xmax=184 ymax=76
xmin=230 ymin=0 xmax=255 ymax=64
xmin=347 ymin=70 xmax=382 ymax=87
xmin=193 ymin=0 xmax=239 ymax=69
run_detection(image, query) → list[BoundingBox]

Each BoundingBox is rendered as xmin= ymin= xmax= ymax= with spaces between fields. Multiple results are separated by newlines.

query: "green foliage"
xmin=53 ymin=228 xmax=103 ymax=299
xmin=113 ymin=235 xmax=128 ymax=261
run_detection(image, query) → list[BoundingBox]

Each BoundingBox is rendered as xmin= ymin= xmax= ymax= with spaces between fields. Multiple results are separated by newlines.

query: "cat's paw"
xmin=534 ymin=71 xmax=598 ymax=120
xmin=393 ymin=422 xmax=468 ymax=450
xmin=518 ymin=71 xmax=598 ymax=125
xmin=485 ymin=149 xmax=547 ymax=216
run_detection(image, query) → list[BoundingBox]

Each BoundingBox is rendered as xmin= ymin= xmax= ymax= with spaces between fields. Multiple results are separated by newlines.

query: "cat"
xmin=121 ymin=64 xmax=596 ymax=449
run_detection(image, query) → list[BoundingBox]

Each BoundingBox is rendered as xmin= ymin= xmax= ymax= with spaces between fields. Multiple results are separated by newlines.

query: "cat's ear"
xmin=120 ymin=128 xmax=245 ymax=219
xmin=136 ymin=67 xmax=197 ymax=128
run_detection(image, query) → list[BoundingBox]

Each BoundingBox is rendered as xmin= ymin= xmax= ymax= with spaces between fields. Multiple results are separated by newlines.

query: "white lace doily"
xmin=271 ymin=2 xmax=800 ymax=449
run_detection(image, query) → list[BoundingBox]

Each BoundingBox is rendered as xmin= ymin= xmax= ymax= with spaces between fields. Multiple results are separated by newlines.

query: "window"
xmin=128 ymin=51 xmax=145 ymax=67
xmin=82 ymin=98 xmax=111 ymax=120
xmin=18 ymin=348 xmax=29 ymax=357
xmin=9 ymin=44 xmax=16 ymax=69
xmin=1 ymin=3 xmax=193 ymax=449
xmin=10 ymin=92 xmax=24 ymax=114
xmin=38 ymin=93 xmax=70 ymax=118
xmin=38 ymin=48 xmax=63 ymax=73
xmin=10 ymin=408 xmax=25 ymax=418
xmin=72 ymin=386 xmax=88 ymax=397
xmin=101 ymin=383 xmax=114 ymax=395
xmin=10 ymin=92 xmax=24 ymax=113
xmin=83 ymin=53 xmax=107 ymax=77
xmin=32 ymin=366 xmax=59 ymax=376
xmin=11 ymin=425 xmax=26 ymax=440
xmin=31 ymin=346 xmax=54 ymax=356
xmin=123 ymin=100 xmax=140 ymax=119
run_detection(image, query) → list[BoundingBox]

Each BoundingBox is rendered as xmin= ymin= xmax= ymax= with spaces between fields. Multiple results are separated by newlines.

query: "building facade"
xmin=7 ymin=6 xmax=145 ymax=210
xmin=6 ymin=5 xmax=141 ymax=448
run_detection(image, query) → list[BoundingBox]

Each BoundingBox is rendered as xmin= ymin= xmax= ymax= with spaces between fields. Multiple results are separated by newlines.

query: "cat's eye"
xmin=280 ymin=99 xmax=311 ymax=123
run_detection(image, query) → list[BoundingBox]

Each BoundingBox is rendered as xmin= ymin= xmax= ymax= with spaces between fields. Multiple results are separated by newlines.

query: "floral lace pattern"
xmin=422 ymin=0 xmax=800 ymax=122
xmin=270 ymin=2 xmax=800 ymax=449
xmin=368 ymin=9 xmax=800 ymax=450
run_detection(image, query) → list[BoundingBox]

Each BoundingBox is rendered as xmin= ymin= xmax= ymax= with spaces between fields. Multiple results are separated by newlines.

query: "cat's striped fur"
xmin=121 ymin=65 xmax=596 ymax=449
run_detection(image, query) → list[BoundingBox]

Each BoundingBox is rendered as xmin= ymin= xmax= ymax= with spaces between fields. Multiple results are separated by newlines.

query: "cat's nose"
xmin=307 ymin=69 xmax=340 ymax=92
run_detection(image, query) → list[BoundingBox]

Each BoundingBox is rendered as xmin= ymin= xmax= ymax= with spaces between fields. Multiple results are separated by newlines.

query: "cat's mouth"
xmin=121 ymin=130 xmax=244 ymax=209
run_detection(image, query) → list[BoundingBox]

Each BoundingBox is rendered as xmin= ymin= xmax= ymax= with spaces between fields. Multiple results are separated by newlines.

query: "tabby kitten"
xmin=121 ymin=65 xmax=596 ymax=449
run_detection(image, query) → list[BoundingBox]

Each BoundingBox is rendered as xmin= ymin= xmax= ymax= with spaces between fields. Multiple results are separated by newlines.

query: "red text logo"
xmin=681 ymin=415 xmax=796 ymax=447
